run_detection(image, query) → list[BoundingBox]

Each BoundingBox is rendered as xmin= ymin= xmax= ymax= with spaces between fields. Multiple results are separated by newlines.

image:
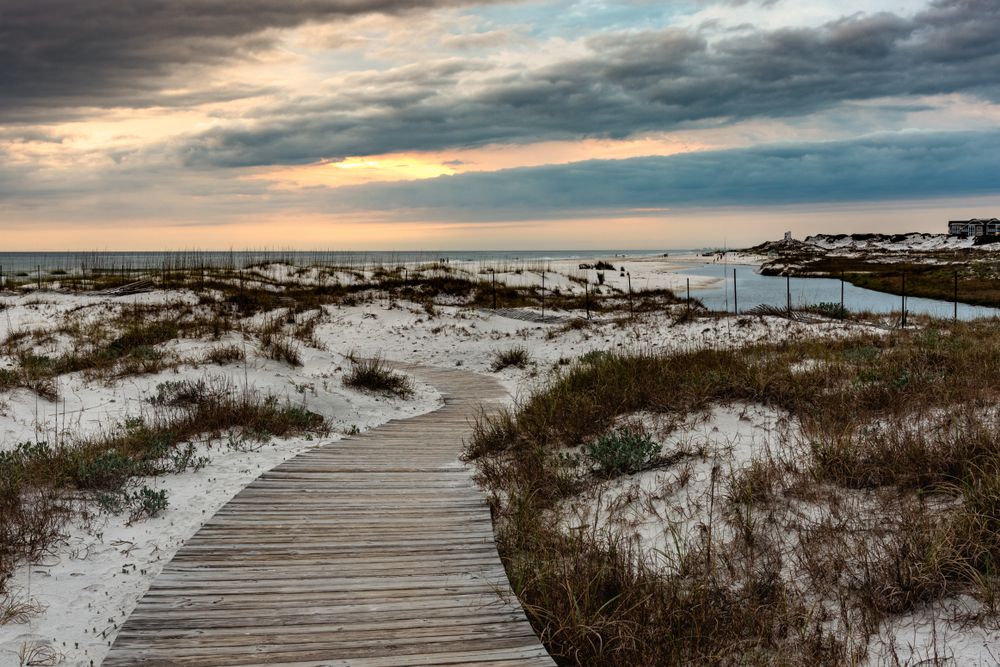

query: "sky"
xmin=2 ymin=0 xmax=1000 ymax=250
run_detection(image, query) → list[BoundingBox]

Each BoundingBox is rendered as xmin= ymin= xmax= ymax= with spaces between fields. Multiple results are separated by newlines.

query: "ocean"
xmin=0 ymin=249 xmax=683 ymax=274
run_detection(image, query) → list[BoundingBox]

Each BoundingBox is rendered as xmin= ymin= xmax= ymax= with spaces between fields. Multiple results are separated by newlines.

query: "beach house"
xmin=948 ymin=218 xmax=1000 ymax=237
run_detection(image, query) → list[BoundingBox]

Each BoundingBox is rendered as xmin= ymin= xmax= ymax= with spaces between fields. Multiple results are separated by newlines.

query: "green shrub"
xmin=109 ymin=322 xmax=178 ymax=354
xmin=74 ymin=451 xmax=144 ymax=491
xmin=18 ymin=355 xmax=51 ymax=370
xmin=583 ymin=427 xmax=662 ymax=477
xmin=170 ymin=442 xmax=209 ymax=473
xmin=98 ymin=485 xmax=169 ymax=522
xmin=204 ymin=343 xmax=245 ymax=365
xmin=226 ymin=427 xmax=271 ymax=452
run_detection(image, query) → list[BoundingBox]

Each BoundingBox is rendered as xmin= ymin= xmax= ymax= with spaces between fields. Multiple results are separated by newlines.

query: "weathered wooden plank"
xmin=137 ymin=575 xmax=510 ymax=596
xmin=153 ymin=562 xmax=504 ymax=581
xmin=163 ymin=552 xmax=500 ymax=570
xmin=114 ymin=616 xmax=531 ymax=641
xmin=126 ymin=592 xmax=520 ymax=615
xmin=104 ymin=644 xmax=551 ymax=667
xmin=104 ymin=641 xmax=550 ymax=666
xmin=104 ymin=364 xmax=554 ymax=666
xmin=125 ymin=602 xmax=525 ymax=625
xmin=106 ymin=633 xmax=544 ymax=663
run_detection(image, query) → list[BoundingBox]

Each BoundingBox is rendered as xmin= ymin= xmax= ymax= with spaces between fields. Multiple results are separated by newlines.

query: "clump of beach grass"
xmin=253 ymin=314 xmax=302 ymax=366
xmin=203 ymin=342 xmax=245 ymax=365
xmin=342 ymin=352 xmax=413 ymax=398
xmin=489 ymin=345 xmax=531 ymax=372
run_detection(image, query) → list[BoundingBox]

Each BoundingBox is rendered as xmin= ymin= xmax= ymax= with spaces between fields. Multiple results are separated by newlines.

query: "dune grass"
xmin=342 ymin=353 xmax=414 ymax=398
xmin=489 ymin=345 xmax=531 ymax=372
xmin=0 ymin=376 xmax=327 ymax=609
xmin=464 ymin=320 xmax=1000 ymax=665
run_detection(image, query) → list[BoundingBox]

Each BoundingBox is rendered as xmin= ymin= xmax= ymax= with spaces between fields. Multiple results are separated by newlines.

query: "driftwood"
xmin=745 ymin=304 xmax=821 ymax=323
xmin=477 ymin=307 xmax=568 ymax=324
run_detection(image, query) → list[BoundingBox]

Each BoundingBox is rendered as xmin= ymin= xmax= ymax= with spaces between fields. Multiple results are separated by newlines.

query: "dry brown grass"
xmin=0 ymin=592 xmax=44 ymax=626
xmin=465 ymin=320 xmax=1000 ymax=665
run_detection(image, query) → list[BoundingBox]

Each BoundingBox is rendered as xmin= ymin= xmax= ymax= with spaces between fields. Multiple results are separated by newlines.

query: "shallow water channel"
xmin=677 ymin=263 xmax=1000 ymax=320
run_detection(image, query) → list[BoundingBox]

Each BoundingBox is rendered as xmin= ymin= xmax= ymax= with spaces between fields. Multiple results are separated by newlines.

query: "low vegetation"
xmin=489 ymin=345 xmax=531 ymax=372
xmin=567 ymin=426 xmax=664 ymax=477
xmin=342 ymin=353 xmax=414 ymax=398
xmin=0 ymin=376 xmax=327 ymax=605
xmin=465 ymin=320 xmax=1000 ymax=665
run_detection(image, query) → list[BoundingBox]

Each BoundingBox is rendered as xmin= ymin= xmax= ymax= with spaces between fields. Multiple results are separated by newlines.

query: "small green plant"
xmin=18 ymin=354 xmax=51 ymax=370
xmin=260 ymin=333 xmax=301 ymax=366
xmin=75 ymin=452 xmax=143 ymax=491
xmin=489 ymin=345 xmax=531 ymax=372
xmin=98 ymin=486 xmax=169 ymax=523
xmin=581 ymin=427 xmax=662 ymax=477
xmin=807 ymin=302 xmax=849 ymax=318
xmin=170 ymin=442 xmax=209 ymax=473
xmin=109 ymin=322 xmax=178 ymax=355
xmin=226 ymin=428 xmax=271 ymax=452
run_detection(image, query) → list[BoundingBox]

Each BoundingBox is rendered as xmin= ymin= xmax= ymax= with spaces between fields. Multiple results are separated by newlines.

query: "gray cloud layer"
xmin=176 ymin=0 xmax=1000 ymax=165
xmin=4 ymin=0 xmax=1000 ymax=170
xmin=323 ymin=129 xmax=1000 ymax=217
xmin=0 ymin=0 xmax=499 ymax=118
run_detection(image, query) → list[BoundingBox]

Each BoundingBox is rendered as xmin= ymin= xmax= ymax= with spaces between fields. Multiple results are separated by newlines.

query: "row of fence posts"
xmin=485 ymin=268 xmax=602 ymax=320
xmin=735 ymin=268 xmax=964 ymax=327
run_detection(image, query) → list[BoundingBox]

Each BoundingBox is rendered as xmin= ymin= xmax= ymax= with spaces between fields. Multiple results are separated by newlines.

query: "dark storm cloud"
xmin=324 ymin=130 xmax=1000 ymax=216
xmin=0 ymin=0 xmax=500 ymax=117
xmin=177 ymin=0 xmax=1000 ymax=166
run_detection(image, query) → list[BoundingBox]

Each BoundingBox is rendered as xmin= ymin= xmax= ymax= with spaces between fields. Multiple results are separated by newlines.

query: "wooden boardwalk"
xmin=104 ymin=365 xmax=554 ymax=667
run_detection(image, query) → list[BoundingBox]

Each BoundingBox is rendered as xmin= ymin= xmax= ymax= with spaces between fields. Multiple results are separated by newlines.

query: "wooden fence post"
xmin=627 ymin=272 xmax=633 ymax=318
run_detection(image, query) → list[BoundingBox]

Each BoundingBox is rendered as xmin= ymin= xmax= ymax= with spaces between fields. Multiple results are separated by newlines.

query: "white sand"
xmin=0 ymin=259 xmax=991 ymax=665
